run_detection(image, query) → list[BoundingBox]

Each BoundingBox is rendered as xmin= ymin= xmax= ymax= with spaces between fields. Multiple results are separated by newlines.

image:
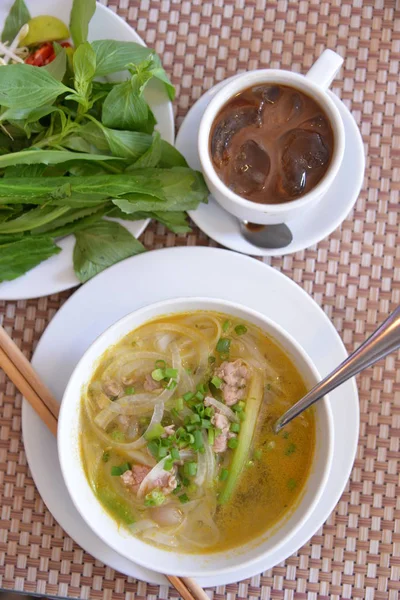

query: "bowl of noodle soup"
xmin=58 ymin=297 xmax=333 ymax=577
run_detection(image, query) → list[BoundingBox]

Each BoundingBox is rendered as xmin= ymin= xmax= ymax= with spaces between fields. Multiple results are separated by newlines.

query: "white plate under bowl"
xmin=175 ymin=77 xmax=365 ymax=257
xmin=0 ymin=0 xmax=174 ymax=301
xmin=22 ymin=247 xmax=359 ymax=586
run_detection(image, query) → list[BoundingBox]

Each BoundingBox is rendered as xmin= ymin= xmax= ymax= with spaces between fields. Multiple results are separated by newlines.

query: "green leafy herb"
xmin=73 ymin=220 xmax=145 ymax=283
xmin=102 ymin=451 xmax=110 ymax=462
xmin=1 ymin=0 xmax=31 ymax=43
xmin=0 ymin=64 xmax=72 ymax=109
xmin=71 ymin=42 xmax=97 ymax=105
xmin=42 ymin=48 xmax=67 ymax=81
xmin=69 ymin=0 xmax=96 ymax=48
xmin=287 ymin=478 xmax=297 ymax=491
xmin=0 ymin=236 xmax=61 ymax=282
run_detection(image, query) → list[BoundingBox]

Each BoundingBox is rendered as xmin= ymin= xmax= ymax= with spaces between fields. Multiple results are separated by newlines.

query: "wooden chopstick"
xmin=0 ymin=326 xmax=208 ymax=600
xmin=0 ymin=325 xmax=59 ymax=419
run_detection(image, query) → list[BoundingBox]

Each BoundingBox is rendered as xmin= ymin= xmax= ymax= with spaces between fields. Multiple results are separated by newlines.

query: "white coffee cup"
xmin=198 ymin=50 xmax=345 ymax=225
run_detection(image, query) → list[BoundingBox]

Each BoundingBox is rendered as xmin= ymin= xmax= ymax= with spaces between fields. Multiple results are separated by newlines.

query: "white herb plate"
xmin=22 ymin=246 xmax=359 ymax=586
xmin=0 ymin=0 xmax=174 ymax=300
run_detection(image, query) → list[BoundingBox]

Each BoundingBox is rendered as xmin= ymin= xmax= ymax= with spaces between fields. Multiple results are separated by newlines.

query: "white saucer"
xmin=22 ymin=247 xmax=359 ymax=586
xmin=175 ymin=78 xmax=365 ymax=256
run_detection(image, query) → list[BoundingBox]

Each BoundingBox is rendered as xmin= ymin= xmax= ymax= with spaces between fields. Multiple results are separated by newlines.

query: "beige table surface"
xmin=1 ymin=0 xmax=400 ymax=598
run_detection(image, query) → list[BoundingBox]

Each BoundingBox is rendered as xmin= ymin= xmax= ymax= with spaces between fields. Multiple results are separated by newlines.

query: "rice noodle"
xmin=129 ymin=519 xmax=158 ymax=534
xmin=204 ymin=397 xmax=239 ymax=423
xmin=141 ymin=529 xmax=179 ymax=547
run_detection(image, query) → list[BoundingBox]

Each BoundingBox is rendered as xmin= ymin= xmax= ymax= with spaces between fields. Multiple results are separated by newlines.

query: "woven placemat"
xmin=1 ymin=0 xmax=399 ymax=598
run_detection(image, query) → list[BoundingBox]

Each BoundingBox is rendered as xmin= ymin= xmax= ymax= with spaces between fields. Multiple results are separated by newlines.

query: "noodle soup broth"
xmin=80 ymin=310 xmax=315 ymax=554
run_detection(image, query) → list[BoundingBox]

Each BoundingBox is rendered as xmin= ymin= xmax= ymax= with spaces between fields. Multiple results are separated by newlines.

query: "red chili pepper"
xmin=25 ymin=43 xmax=55 ymax=67
xmin=60 ymin=42 xmax=72 ymax=48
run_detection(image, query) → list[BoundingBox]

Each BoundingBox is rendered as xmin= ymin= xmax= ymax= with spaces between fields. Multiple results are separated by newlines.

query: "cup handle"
xmin=305 ymin=49 xmax=343 ymax=90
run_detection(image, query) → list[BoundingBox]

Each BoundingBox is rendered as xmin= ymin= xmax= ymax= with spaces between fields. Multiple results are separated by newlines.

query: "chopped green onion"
xmin=239 ymin=411 xmax=246 ymax=422
xmin=219 ymin=468 xmax=229 ymax=481
xmin=171 ymin=408 xmax=180 ymax=420
xmin=183 ymin=391 xmax=194 ymax=402
xmin=172 ymin=484 xmax=182 ymax=495
xmin=216 ymin=338 xmax=231 ymax=353
xmin=186 ymin=424 xmax=196 ymax=433
xmin=287 ymin=478 xmax=297 ymax=491
xmin=190 ymin=413 xmax=201 ymax=424
xmin=193 ymin=429 xmax=204 ymax=450
xmin=179 ymin=493 xmax=189 ymax=504
xmin=144 ymin=490 xmax=166 ymax=506
xmin=111 ymin=462 xmax=130 ymax=476
xmin=187 ymin=433 xmax=195 ymax=445
xmin=184 ymin=415 xmax=191 ymax=426
xmin=211 ymin=376 xmax=222 ymax=389
xmin=230 ymin=423 xmax=240 ymax=433
xmin=155 ymin=359 xmax=166 ymax=369
xmin=184 ymin=462 xmax=197 ymax=477
xmin=165 ymin=367 xmax=178 ymax=379
xmin=144 ymin=423 xmax=165 ymax=441
xmin=228 ymin=437 xmax=239 ymax=449
xmin=147 ymin=440 xmax=159 ymax=457
xmin=253 ymin=449 xmax=262 ymax=460
xmin=197 ymin=383 xmax=207 ymax=394
xmin=167 ymin=379 xmax=177 ymax=390
xmin=158 ymin=446 xmax=168 ymax=459
xmin=175 ymin=397 xmax=184 ymax=412
xmin=204 ymin=407 xmax=214 ymax=418
xmin=234 ymin=324 xmax=247 ymax=336
xmin=111 ymin=430 xmax=125 ymax=441
xmin=208 ymin=428 xmax=215 ymax=446
xmin=222 ymin=320 xmax=231 ymax=332
xmin=171 ymin=447 xmax=180 ymax=460
xmin=151 ymin=368 xmax=165 ymax=382
xmin=285 ymin=443 xmax=296 ymax=456
xmin=195 ymin=390 xmax=204 ymax=401
xmin=124 ymin=386 xmax=135 ymax=395
xmin=201 ymin=418 xmax=211 ymax=429
xmin=232 ymin=400 xmax=245 ymax=412
xmin=163 ymin=458 xmax=174 ymax=471
xmin=186 ymin=368 xmax=192 ymax=374
xmin=187 ymin=483 xmax=197 ymax=494
xmin=102 ymin=451 xmax=110 ymax=462
xmin=199 ymin=446 xmax=205 ymax=454
xmin=208 ymin=356 xmax=216 ymax=364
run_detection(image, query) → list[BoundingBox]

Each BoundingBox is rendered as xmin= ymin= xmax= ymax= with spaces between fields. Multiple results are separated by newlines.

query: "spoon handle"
xmin=275 ymin=306 xmax=400 ymax=432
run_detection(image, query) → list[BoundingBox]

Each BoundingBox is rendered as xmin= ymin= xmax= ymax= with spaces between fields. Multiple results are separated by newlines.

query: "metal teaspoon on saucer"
xmin=274 ymin=306 xmax=400 ymax=432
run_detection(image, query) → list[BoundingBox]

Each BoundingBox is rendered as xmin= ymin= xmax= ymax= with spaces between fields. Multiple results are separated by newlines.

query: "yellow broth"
xmin=80 ymin=311 xmax=315 ymax=553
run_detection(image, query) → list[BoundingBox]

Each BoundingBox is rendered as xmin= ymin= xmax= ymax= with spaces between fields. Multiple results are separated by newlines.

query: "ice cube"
xmin=252 ymin=85 xmax=281 ymax=104
xmin=261 ymin=90 xmax=304 ymax=128
xmin=279 ymin=129 xmax=330 ymax=196
xmin=230 ymin=140 xmax=270 ymax=195
xmin=211 ymin=107 xmax=259 ymax=166
xmin=300 ymin=114 xmax=331 ymax=135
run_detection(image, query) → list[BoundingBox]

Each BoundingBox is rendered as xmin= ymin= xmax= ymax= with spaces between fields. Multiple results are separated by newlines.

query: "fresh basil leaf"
xmin=0 ymin=104 xmax=64 ymax=125
xmin=130 ymin=132 xmax=161 ymax=169
xmin=0 ymin=64 xmax=72 ymax=109
xmin=92 ymin=40 xmax=175 ymax=100
xmin=73 ymin=220 xmax=145 ymax=282
xmin=70 ymin=121 xmax=154 ymax=159
xmin=0 ymin=205 xmax=70 ymax=233
xmin=1 ymin=0 xmax=30 ymax=43
xmin=42 ymin=48 xmax=67 ymax=81
xmin=0 ymin=149 xmax=122 ymax=170
xmin=102 ymin=79 xmax=152 ymax=133
xmin=0 ymin=232 xmax=24 ymax=243
xmin=73 ymin=42 xmax=96 ymax=98
xmin=0 ymin=236 xmax=61 ymax=282
xmin=69 ymin=0 xmax=96 ymax=48
xmin=159 ymin=141 xmax=188 ymax=168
